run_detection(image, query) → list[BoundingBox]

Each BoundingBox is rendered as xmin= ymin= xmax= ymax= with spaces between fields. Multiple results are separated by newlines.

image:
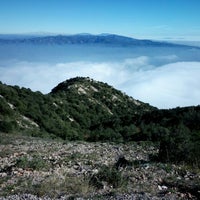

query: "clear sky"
xmin=0 ymin=0 xmax=200 ymax=40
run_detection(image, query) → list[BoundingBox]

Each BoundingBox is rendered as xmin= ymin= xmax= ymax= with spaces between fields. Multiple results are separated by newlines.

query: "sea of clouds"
xmin=0 ymin=45 xmax=200 ymax=109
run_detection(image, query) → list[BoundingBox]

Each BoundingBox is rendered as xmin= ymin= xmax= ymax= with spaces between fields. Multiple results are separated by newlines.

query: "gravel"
xmin=0 ymin=133 xmax=199 ymax=199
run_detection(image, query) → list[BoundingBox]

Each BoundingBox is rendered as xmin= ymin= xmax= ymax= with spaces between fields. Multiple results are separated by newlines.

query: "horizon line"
xmin=0 ymin=32 xmax=200 ymax=41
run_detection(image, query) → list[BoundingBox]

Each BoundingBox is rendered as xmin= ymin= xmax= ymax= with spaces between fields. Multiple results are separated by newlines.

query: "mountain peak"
xmin=51 ymin=77 xmax=153 ymax=112
xmin=51 ymin=77 xmax=97 ymax=93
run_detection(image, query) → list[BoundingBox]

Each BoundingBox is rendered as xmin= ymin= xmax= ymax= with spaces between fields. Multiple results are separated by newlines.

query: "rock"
xmin=0 ymin=172 xmax=7 ymax=177
xmin=73 ymin=164 xmax=80 ymax=170
xmin=162 ymin=185 xmax=168 ymax=190
xmin=158 ymin=185 xmax=168 ymax=191
xmin=115 ymin=155 xmax=130 ymax=169
xmin=158 ymin=185 xmax=162 ymax=190
xmin=92 ymin=169 xmax=98 ymax=174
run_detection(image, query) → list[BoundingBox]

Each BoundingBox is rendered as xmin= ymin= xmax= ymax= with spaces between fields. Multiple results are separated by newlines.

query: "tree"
xmin=159 ymin=124 xmax=191 ymax=164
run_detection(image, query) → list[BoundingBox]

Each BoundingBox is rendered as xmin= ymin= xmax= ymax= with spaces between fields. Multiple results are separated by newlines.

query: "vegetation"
xmin=16 ymin=155 xmax=50 ymax=171
xmin=0 ymin=77 xmax=200 ymax=167
xmin=139 ymin=107 xmax=200 ymax=167
xmin=0 ymin=132 xmax=199 ymax=199
xmin=89 ymin=165 xmax=125 ymax=189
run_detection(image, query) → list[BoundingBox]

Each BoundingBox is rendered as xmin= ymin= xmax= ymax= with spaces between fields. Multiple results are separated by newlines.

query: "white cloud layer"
xmin=0 ymin=58 xmax=200 ymax=109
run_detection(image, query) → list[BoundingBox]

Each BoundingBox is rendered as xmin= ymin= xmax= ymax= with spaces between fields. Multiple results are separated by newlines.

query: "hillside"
xmin=0 ymin=77 xmax=154 ymax=142
xmin=0 ymin=132 xmax=199 ymax=199
xmin=0 ymin=77 xmax=200 ymax=167
xmin=0 ymin=77 xmax=200 ymax=199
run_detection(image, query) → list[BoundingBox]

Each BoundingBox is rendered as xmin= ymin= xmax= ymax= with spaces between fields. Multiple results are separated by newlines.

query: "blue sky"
xmin=0 ymin=0 xmax=200 ymax=40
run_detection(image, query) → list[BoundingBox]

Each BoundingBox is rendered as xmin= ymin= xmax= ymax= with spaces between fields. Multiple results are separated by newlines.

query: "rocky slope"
xmin=0 ymin=133 xmax=199 ymax=199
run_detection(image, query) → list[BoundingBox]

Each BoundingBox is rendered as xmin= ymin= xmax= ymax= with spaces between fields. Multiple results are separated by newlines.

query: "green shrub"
xmin=17 ymin=175 xmax=91 ymax=198
xmin=0 ymin=120 xmax=17 ymax=133
xmin=16 ymin=155 xmax=50 ymax=171
xmin=158 ymin=124 xmax=200 ymax=167
xmin=89 ymin=165 xmax=124 ymax=189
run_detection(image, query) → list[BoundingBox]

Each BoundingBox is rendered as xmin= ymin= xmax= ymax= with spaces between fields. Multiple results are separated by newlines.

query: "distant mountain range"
xmin=0 ymin=33 xmax=198 ymax=48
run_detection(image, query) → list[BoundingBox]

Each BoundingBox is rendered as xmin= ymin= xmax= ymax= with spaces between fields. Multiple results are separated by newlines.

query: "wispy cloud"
xmin=152 ymin=25 xmax=172 ymax=31
xmin=0 ymin=56 xmax=200 ymax=109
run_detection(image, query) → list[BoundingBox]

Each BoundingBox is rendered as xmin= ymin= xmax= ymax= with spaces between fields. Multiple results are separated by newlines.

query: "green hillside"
xmin=0 ymin=77 xmax=200 ymax=167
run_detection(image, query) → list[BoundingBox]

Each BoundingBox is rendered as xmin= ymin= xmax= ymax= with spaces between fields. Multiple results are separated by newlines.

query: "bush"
xmin=89 ymin=165 xmax=124 ymax=189
xmin=0 ymin=121 xmax=17 ymax=133
xmin=0 ymin=100 xmax=14 ymax=115
xmin=158 ymin=124 xmax=200 ymax=167
xmin=16 ymin=155 xmax=50 ymax=171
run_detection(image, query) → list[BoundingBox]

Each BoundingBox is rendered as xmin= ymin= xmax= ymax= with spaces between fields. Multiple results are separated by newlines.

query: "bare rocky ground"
xmin=0 ymin=132 xmax=199 ymax=200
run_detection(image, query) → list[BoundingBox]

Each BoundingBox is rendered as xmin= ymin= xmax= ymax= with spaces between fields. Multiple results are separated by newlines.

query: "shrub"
xmin=158 ymin=124 xmax=200 ymax=167
xmin=16 ymin=155 xmax=50 ymax=171
xmin=20 ymin=175 xmax=91 ymax=198
xmin=0 ymin=120 xmax=17 ymax=133
xmin=89 ymin=165 xmax=124 ymax=189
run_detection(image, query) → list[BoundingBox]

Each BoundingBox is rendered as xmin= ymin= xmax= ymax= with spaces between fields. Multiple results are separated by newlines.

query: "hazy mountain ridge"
xmin=0 ymin=33 xmax=198 ymax=48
